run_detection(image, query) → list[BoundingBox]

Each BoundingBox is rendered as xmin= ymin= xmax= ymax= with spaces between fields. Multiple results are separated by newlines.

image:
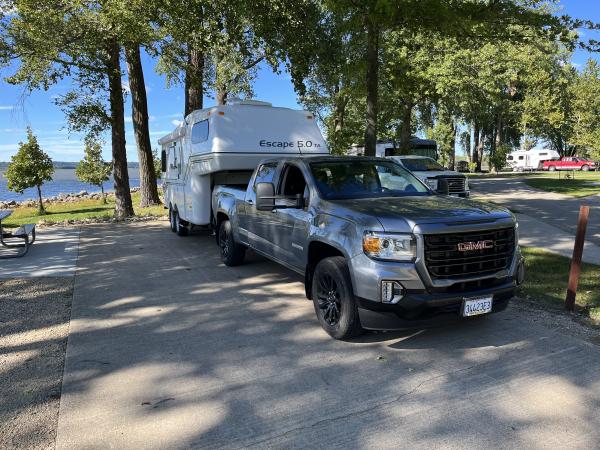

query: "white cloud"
xmin=122 ymin=82 xmax=131 ymax=93
xmin=125 ymin=116 xmax=133 ymax=123
xmin=0 ymin=106 xmax=14 ymax=110
xmin=171 ymin=119 xmax=182 ymax=127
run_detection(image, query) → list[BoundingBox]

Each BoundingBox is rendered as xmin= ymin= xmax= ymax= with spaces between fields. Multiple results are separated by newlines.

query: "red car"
xmin=542 ymin=157 xmax=597 ymax=172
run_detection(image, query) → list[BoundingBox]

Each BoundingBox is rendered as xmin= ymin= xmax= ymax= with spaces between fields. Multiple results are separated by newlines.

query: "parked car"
xmin=542 ymin=157 xmax=598 ymax=172
xmin=388 ymin=155 xmax=469 ymax=197
xmin=212 ymin=156 xmax=524 ymax=339
xmin=506 ymin=149 xmax=560 ymax=171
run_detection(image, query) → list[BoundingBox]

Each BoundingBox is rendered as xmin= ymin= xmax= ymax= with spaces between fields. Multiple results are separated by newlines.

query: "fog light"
xmin=381 ymin=281 xmax=405 ymax=304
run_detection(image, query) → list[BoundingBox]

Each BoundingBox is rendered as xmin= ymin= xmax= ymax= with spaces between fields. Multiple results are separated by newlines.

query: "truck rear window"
xmin=310 ymin=160 xmax=430 ymax=200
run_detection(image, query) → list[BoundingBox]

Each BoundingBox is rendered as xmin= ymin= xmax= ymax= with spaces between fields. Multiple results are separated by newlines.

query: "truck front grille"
xmin=423 ymin=227 xmax=515 ymax=280
xmin=439 ymin=176 xmax=466 ymax=193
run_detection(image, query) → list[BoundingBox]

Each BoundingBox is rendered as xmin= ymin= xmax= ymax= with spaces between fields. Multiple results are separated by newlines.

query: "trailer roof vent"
xmin=227 ymin=97 xmax=272 ymax=107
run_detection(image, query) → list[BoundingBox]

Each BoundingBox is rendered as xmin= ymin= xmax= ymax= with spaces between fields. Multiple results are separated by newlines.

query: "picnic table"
xmin=0 ymin=210 xmax=36 ymax=258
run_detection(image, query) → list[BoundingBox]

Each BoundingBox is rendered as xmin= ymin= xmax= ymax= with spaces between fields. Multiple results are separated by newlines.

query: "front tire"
xmin=311 ymin=256 xmax=364 ymax=340
xmin=218 ymin=220 xmax=246 ymax=266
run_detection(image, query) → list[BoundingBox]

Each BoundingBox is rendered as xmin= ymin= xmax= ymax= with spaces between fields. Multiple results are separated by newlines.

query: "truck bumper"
xmin=356 ymin=282 xmax=515 ymax=330
xmin=348 ymin=248 xmax=524 ymax=330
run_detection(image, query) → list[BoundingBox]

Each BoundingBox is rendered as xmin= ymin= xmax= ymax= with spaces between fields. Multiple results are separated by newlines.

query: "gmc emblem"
xmin=457 ymin=240 xmax=494 ymax=252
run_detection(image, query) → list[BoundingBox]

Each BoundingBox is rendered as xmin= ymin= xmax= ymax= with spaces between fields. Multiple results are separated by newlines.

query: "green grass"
xmin=523 ymin=172 xmax=600 ymax=197
xmin=467 ymin=171 xmax=600 ymax=197
xmin=2 ymin=192 xmax=167 ymax=228
xmin=521 ymin=247 xmax=600 ymax=322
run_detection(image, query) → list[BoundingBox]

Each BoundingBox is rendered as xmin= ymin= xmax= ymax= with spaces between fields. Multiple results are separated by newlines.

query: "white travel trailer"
xmin=159 ymin=99 xmax=329 ymax=233
xmin=506 ymin=148 xmax=560 ymax=171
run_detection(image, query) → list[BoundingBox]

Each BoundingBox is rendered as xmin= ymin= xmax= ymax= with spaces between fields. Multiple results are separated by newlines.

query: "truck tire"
xmin=174 ymin=210 xmax=189 ymax=236
xmin=169 ymin=207 xmax=176 ymax=232
xmin=582 ymin=164 xmax=590 ymax=171
xmin=311 ymin=256 xmax=364 ymax=340
xmin=218 ymin=220 xmax=246 ymax=266
xmin=548 ymin=165 xmax=556 ymax=172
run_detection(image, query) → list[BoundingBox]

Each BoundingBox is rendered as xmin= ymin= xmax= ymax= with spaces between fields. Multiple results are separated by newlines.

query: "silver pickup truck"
xmin=213 ymin=156 xmax=524 ymax=339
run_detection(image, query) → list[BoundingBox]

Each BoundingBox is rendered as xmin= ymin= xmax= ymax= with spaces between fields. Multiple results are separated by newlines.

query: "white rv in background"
xmin=159 ymin=99 xmax=329 ymax=234
xmin=506 ymin=148 xmax=560 ymax=171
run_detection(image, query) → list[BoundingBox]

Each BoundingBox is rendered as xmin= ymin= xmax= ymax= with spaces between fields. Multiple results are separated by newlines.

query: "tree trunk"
xmin=100 ymin=184 xmax=106 ymax=204
xmin=216 ymin=88 xmax=227 ymax=105
xmin=449 ymin=121 xmax=456 ymax=171
xmin=36 ymin=184 xmax=45 ymax=215
xmin=185 ymin=43 xmax=204 ymax=116
xmin=495 ymin=115 xmax=502 ymax=150
xmin=363 ymin=18 xmax=379 ymax=157
xmin=125 ymin=44 xmax=160 ymax=207
xmin=398 ymin=98 xmax=413 ymax=155
xmin=107 ymin=39 xmax=134 ymax=219
xmin=332 ymin=83 xmax=347 ymax=154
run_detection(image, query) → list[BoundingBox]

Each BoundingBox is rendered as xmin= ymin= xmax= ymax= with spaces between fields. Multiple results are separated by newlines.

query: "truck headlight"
xmin=424 ymin=178 xmax=438 ymax=190
xmin=363 ymin=232 xmax=416 ymax=261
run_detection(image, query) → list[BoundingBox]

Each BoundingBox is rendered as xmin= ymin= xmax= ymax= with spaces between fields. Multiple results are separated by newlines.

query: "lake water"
xmin=0 ymin=168 xmax=150 ymax=202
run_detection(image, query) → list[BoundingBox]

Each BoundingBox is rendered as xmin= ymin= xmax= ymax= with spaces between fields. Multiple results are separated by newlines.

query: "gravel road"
xmin=0 ymin=278 xmax=73 ymax=450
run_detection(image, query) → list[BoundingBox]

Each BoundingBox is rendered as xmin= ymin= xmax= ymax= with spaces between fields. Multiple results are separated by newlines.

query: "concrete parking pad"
xmin=0 ymin=227 xmax=80 ymax=278
xmin=56 ymin=221 xmax=600 ymax=449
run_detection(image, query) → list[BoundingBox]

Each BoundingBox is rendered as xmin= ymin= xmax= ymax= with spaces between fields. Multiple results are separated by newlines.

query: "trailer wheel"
xmin=311 ymin=257 xmax=364 ymax=340
xmin=175 ymin=210 xmax=189 ymax=236
xmin=169 ymin=207 xmax=176 ymax=232
xmin=218 ymin=220 xmax=246 ymax=266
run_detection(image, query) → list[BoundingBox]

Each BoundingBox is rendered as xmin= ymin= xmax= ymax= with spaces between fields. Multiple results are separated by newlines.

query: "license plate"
xmin=462 ymin=295 xmax=493 ymax=317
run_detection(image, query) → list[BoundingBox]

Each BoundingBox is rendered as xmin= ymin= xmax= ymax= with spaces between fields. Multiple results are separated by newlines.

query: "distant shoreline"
xmin=0 ymin=161 xmax=141 ymax=170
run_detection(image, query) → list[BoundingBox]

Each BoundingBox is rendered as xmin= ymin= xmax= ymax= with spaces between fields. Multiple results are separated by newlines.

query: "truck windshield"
xmin=398 ymin=157 xmax=445 ymax=171
xmin=310 ymin=160 xmax=430 ymax=199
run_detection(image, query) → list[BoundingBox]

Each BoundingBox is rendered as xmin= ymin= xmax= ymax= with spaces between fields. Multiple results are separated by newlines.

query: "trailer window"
xmin=518 ymin=156 xmax=524 ymax=160
xmin=507 ymin=155 xmax=514 ymax=160
xmin=191 ymin=120 xmax=209 ymax=144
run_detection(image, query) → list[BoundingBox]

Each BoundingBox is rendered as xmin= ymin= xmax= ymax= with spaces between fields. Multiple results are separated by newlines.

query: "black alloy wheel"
xmin=217 ymin=220 xmax=246 ymax=266
xmin=316 ymin=272 xmax=342 ymax=326
xmin=311 ymin=256 xmax=364 ymax=339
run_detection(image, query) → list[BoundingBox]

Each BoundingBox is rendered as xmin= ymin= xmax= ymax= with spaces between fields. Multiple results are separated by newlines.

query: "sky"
xmin=0 ymin=0 xmax=598 ymax=163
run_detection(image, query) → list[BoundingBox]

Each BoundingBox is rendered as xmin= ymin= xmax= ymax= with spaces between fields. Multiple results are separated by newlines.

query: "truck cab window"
xmin=191 ymin=120 xmax=209 ymax=144
xmin=253 ymin=162 xmax=278 ymax=191
xmin=280 ymin=165 xmax=307 ymax=196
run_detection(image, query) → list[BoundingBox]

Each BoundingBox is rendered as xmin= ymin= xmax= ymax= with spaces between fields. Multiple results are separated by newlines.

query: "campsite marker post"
xmin=565 ymin=205 xmax=590 ymax=311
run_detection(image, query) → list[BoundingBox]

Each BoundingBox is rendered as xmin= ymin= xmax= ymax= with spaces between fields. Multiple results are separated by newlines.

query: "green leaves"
xmin=75 ymin=140 xmax=112 ymax=188
xmin=5 ymin=128 xmax=54 ymax=194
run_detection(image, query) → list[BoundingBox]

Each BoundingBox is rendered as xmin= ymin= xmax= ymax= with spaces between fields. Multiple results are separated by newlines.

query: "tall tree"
xmin=1 ymin=0 xmax=134 ymax=218
xmin=125 ymin=45 xmax=160 ymax=206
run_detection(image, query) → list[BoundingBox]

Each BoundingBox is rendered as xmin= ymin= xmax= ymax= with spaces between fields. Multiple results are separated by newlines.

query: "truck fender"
xmin=304 ymin=238 xmax=351 ymax=300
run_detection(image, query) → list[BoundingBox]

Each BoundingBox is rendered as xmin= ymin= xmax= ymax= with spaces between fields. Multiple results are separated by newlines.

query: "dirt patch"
xmin=513 ymin=295 xmax=600 ymax=345
xmin=0 ymin=278 xmax=73 ymax=449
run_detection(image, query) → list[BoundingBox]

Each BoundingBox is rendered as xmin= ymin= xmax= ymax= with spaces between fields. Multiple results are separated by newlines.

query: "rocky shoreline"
xmin=0 ymin=187 xmax=142 ymax=209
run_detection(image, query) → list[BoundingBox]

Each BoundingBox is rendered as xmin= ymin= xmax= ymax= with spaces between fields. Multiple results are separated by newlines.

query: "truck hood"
xmin=331 ymin=195 xmax=512 ymax=232
xmin=412 ymin=170 xmax=464 ymax=179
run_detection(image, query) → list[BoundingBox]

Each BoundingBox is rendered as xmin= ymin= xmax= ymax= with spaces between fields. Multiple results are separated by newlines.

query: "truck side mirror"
xmin=256 ymin=182 xmax=275 ymax=211
xmin=161 ymin=149 xmax=167 ymax=173
xmin=437 ymin=178 xmax=449 ymax=195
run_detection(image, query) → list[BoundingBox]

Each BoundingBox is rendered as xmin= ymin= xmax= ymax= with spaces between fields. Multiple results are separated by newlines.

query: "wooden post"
xmin=565 ymin=205 xmax=590 ymax=311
